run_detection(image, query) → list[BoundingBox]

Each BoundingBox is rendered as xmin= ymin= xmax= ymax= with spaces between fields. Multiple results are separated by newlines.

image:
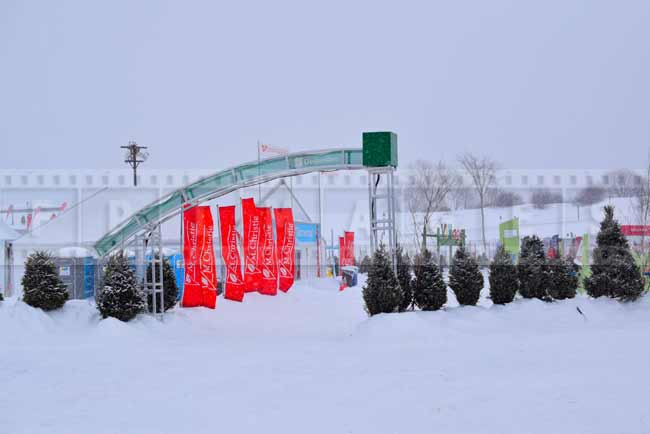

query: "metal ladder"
xmin=139 ymin=224 xmax=165 ymax=319
xmin=367 ymin=168 xmax=397 ymax=272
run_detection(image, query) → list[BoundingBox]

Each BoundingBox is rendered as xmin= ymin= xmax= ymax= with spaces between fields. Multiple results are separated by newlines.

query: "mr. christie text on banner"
xmin=182 ymin=206 xmax=217 ymax=309
xmin=274 ymin=208 xmax=295 ymax=292
xmin=242 ymin=198 xmax=262 ymax=293
xmin=219 ymin=206 xmax=245 ymax=302
xmin=258 ymin=207 xmax=278 ymax=296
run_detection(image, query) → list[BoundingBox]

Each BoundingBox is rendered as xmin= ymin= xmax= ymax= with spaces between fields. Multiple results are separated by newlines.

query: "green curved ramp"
xmin=95 ymin=148 xmax=363 ymax=256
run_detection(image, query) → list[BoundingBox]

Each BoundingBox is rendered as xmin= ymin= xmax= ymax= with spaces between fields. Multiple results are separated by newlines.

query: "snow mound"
xmin=1 ymin=278 xmax=650 ymax=434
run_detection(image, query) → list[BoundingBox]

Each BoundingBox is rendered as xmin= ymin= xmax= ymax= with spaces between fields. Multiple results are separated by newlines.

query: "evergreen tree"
xmin=0 ymin=291 xmax=3 ymax=302
xmin=488 ymin=245 xmax=518 ymax=305
xmin=396 ymin=246 xmax=413 ymax=312
xmin=362 ymin=245 xmax=401 ymax=316
xmin=97 ymin=252 xmax=146 ymax=321
xmin=358 ymin=255 xmax=372 ymax=274
xmin=145 ymin=256 xmax=179 ymax=313
xmin=517 ymin=235 xmax=550 ymax=300
xmin=585 ymin=205 xmax=644 ymax=301
xmin=413 ymin=249 xmax=447 ymax=311
xmin=547 ymin=257 xmax=579 ymax=300
xmin=449 ymin=247 xmax=483 ymax=306
xmin=21 ymin=250 xmax=68 ymax=311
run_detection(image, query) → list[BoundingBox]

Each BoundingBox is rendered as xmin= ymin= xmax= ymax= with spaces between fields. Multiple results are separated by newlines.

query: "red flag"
xmin=339 ymin=236 xmax=345 ymax=276
xmin=182 ymin=206 xmax=217 ymax=309
xmin=344 ymin=231 xmax=355 ymax=267
xmin=219 ymin=206 xmax=245 ymax=302
xmin=242 ymin=198 xmax=262 ymax=292
xmin=274 ymin=208 xmax=295 ymax=292
xmin=258 ymin=207 xmax=278 ymax=296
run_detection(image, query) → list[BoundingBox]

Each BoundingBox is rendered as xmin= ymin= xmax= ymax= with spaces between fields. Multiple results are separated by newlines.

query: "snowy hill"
xmin=2 ymin=277 xmax=650 ymax=434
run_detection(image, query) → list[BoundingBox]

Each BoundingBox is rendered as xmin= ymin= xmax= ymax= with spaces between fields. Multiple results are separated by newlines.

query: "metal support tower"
xmin=3 ymin=241 xmax=14 ymax=298
xmin=368 ymin=168 xmax=397 ymax=271
xmin=139 ymin=224 xmax=164 ymax=319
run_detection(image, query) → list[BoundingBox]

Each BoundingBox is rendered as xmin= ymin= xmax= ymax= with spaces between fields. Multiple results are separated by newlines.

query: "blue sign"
xmin=168 ymin=253 xmax=185 ymax=301
xmin=295 ymin=222 xmax=319 ymax=244
xmin=83 ymin=256 xmax=95 ymax=298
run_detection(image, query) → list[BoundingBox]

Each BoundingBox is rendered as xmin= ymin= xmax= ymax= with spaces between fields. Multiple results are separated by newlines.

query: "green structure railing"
xmin=95 ymin=148 xmax=364 ymax=256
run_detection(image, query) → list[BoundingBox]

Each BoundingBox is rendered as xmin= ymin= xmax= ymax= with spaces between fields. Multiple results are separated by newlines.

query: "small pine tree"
xmin=585 ymin=206 xmax=644 ymax=301
xmin=488 ymin=245 xmax=518 ymax=305
xmin=145 ymin=256 xmax=179 ymax=313
xmin=518 ymin=235 xmax=550 ymax=300
xmin=413 ymin=249 xmax=447 ymax=311
xmin=0 ymin=291 xmax=4 ymax=301
xmin=22 ymin=250 xmax=68 ymax=311
xmin=449 ymin=247 xmax=483 ymax=306
xmin=362 ymin=245 xmax=401 ymax=316
xmin=396 ymin=246 xmax=413 ymax=312
xmin=547 ymin=256 xmax=579 ymax=300
xmin=358 ymin=255 xmax=372 ymax=274
xmin=97 ymin=252 xmax=146 ymax=321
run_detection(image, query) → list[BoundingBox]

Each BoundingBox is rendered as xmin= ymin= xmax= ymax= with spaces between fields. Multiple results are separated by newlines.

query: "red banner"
xmin=242 ymin=198 xmax=262 ymax=292
xmin=258 ymin=207 xmax=278 ymax=296
xmin=339 ymin=236 xmax=345 ymax=276
xmin=274 ymin=208 xmax=295 ymax=292
xmin=182 ymin=206 xmax=217 ymax=309
xmin=219 ymin=206 xmax=245 ymax=302
xmin=343 ymin=231 xmax=355 ymax=267
xmin=621 ymin=225 xmax=650 ymax=237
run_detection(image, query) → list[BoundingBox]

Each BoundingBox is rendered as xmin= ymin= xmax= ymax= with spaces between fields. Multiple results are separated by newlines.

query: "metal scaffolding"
xmin=138 ymin=224 xmax=164 ymax=319
xmin=368 ymin=168 xmax=397 ymax=270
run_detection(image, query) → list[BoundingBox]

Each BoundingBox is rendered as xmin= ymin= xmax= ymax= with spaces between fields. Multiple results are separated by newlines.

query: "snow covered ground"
xmin=2 ymin=277 xmax=650 ymax=434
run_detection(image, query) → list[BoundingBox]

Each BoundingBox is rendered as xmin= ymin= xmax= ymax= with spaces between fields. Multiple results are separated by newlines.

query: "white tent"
xmin=0 ymin=220 xmax=19 ymax=242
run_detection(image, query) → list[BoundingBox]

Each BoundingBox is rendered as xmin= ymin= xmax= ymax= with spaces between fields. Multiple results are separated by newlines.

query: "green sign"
xmin=499 ymin=218 xmax=520 ymax=258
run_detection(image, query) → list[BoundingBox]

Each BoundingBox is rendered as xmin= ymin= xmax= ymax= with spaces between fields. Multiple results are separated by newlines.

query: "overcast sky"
xmin=1 ymin=0 xmax=649 ymax=171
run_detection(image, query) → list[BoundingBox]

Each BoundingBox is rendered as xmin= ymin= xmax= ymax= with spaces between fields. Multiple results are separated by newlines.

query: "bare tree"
xmin=459 ymin=153 xmax=497 ymax=253
xmin=531 ymin=189 xmax=563 ymax=209
xmin=608 ymin=169 xmax=641 ymax=198
xmin=632 ymin=154 xmax=650 ymax=274
xmin=405 ymin=160 xmax=458 ymax=252
xmin=574 ymin=185 xmax=606 ymax=207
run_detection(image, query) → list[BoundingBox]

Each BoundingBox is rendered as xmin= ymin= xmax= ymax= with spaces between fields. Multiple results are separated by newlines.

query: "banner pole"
xmin=180 ymin=203 xmax=184 ymax=308
xmin=257 ymin=140 xmax=262 ymax=205
xmin=215 ymin=205 xmax=221 ymax=296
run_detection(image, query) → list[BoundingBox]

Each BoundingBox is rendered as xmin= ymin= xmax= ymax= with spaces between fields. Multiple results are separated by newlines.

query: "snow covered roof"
xmin=0 ymin=220 xmax=19 ymax=241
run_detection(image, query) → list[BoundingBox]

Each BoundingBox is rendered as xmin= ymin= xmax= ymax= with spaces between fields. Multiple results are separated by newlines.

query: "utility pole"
xmin=121 ymin=141 xmax=149 ymax=186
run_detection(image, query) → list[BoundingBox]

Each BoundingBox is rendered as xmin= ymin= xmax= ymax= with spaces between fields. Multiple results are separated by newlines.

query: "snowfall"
xmin=2 ymin=273 xmax=650 ymax=434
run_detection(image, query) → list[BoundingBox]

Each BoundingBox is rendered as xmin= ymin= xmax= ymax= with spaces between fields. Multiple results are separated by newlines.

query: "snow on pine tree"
xmin=488 ymin=245 xmax=518 ymax=305
xmin=145 ymin=255 xmax=179 ymax=313
xmin=358 ymin=255 xmax=372 ymax=274
xmin=547 ymin=256 xmax=579 ymax=300
xmin=449 ymin=247 xmax=483 ymax=306
xmin=396 ymin=245 xmax=414 ymax=312
xmin=21 ymin=250 xmax=69 ymax=311
xmin=413 ymin=249 xmax=447 ymax=311
xmin=97 ymin=252 xmax=146 ymax=321
xmin=517 ymin=235 xmax=550 ymax=301
xmin=362 ymin=244 xmax=401 ymax=316
xmin=585 ymin=205 xmax=644 ymax=301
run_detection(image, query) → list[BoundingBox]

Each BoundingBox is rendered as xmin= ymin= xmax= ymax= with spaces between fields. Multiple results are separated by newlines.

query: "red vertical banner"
xmin=274 ymin=208 xmax=295 ymax=292
xmin=182 ymin=206 xmax=217 ymax=309
xmin=218 ymin=206 xmax=245 ymax=302
xmin=258 ymin=207 xmax=278 ymax=296
xmin=344 ymin=231 xmax=355 ymax=267
xmin=242 ymin=198 xmax=262 ymax=292
xmin=339 ymin=236 xmax=345 ymax=276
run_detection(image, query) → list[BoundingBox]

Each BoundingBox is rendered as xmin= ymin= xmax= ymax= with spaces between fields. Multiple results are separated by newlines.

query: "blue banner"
xmin=295 ymin=222 xmax=318 ymax=244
